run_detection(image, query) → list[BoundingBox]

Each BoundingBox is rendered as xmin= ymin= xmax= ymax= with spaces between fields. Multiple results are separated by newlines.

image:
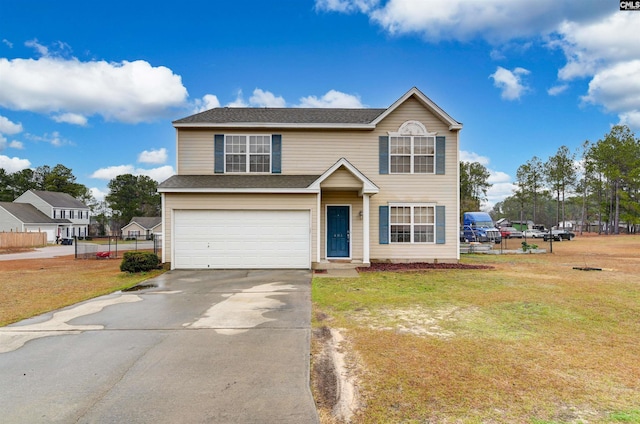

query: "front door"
xmin=327 ymin=206 xmax=350 ymax=258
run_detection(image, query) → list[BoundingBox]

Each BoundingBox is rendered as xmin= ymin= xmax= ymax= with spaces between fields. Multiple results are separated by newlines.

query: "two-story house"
xmin=13 ymin=190 xmax=90 ymax=240
xmin=158 ymin=87 xmax=462 ymax=270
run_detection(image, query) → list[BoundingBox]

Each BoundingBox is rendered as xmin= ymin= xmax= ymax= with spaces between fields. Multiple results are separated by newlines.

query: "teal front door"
xmin=327 ymin=206 xmax=350 ymax=257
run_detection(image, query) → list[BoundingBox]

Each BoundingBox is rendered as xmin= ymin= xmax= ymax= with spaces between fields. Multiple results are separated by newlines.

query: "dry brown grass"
xmin=0 ymin=254 xmax=164 ymax=326
xmin=312 ymin=234 xmax=640 ymax=423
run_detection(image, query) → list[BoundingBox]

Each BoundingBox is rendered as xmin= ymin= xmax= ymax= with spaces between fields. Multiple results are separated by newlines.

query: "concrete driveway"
xmin=0 ymin=269 xmax=319 ymax=424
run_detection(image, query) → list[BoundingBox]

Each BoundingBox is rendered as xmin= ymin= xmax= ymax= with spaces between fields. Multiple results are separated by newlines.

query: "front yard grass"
xmin=0 ymin=255 xmax=164 ymax=326
xmin=312 ymin=235 xmax=640 ymax=423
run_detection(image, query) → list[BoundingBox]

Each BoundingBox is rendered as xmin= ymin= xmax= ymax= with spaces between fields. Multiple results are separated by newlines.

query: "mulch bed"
xmin=357 ymin=262 xmax=494 ymax=272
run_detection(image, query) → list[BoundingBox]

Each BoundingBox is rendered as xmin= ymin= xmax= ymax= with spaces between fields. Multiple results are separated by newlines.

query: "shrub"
xmin=120 ymin=251 xmax=160 ymax=273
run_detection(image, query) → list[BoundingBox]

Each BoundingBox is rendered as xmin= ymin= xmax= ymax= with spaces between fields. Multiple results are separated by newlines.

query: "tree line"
xmin=0 ymin=165 xmax=160 ymax=236
xmin=461 ymin=125 xmax=640 ymax=234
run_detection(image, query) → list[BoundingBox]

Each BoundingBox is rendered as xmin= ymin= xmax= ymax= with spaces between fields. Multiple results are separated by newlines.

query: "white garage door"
xmin=174 ymin=210 xmax=310 ymax=269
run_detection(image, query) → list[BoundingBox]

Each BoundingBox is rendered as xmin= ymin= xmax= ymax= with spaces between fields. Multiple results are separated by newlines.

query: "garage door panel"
xmin=174 ymin=210 xmax=310 ymax=269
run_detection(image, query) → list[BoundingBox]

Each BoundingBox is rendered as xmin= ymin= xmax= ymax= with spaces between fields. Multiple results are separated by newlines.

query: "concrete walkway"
xmin=0 ymin=269 xmax=319 ymax=423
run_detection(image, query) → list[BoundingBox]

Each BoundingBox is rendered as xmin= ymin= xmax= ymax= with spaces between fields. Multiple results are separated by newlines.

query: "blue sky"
xmin=1 ymin=1 xmax=639 ymax=207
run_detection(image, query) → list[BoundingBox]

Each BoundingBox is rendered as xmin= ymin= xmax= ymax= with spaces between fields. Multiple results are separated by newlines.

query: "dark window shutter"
xmin=379 ymin=205 xmax=389 ymax=244
xmin=435 ymin=136 xmax=445 ymax=175
xmin=214 ymin=134 xmax=224 ymax=173
xmin=379 ymin=136 xmax=389 ymax=174
xmin=272 ymin=134 xmax=282 ymax=174
xmin=436 ymin=205 xmax=446 ymax=244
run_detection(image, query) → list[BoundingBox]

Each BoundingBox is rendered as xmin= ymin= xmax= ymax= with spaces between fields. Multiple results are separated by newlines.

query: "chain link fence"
xmin=75 ymin=235 xmax=162 ymax=260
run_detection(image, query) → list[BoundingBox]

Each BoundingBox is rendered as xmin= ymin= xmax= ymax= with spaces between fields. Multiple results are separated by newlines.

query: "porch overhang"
xmin=308 ymin=157 xmax=379 ymax=196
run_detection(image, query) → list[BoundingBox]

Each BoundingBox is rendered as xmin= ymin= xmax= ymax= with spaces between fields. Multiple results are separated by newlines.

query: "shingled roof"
xmin=0 ymin=202 xmax=70 ymax=224
xmin=173 ymin=108 xmax=386 ymax=126
xmin=127 ymin=217 xmax=162 ymax=229
xmin=24 ymin=190 xmax=88 ymax=209
xmin=158 ymin=174 xmax=321 ymax=191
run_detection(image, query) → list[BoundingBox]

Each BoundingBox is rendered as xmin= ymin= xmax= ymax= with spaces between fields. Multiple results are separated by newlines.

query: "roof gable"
xmin=308 ymin=158 xmax=379 ymax=195
xmin=371 ymin=87 xmax=462 ymax=131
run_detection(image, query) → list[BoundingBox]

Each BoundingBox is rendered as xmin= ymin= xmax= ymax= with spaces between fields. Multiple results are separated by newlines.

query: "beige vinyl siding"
xmin=320 ymin=191 xmax=363 ymax=261
xmin=176 ymin=129 xmax=215 ymax=174
xmin=162 ymin=193 xmax=317 ymax=265
xmin=320 ymin=168 xmax=363 ymax=190
xmin=174 ymin=95 xmax=459 ymax=262
xmin=123 ymin=222 xmax=145 ymax=236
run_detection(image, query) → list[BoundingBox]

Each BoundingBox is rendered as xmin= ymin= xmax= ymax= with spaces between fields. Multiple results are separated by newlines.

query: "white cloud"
xmin=8 ymin=140 xmax=23 ymax=149
xmin=0 ymin=155 xmax=31 ymax=173
xmin=619 ymin=111 xmax=640 ymax=129
xmin=90 ymin=165 xmax=135 ymax=180
xmin=0 ymin=135 xmax=23 ymax=151
xmin=581 ymin=60 xmax=640 ymax=126
xmin=138 ymin=148 xmax=168 ymax=164
xmin=488 ymin=170 xmax=512 ymax=184
xmin=460 ymin=150 xmax=490 ymax=166
xmin=27 ymin=131 xmax=72 ymax=147
xmin=547 ymin=84 xmax=569 ymax=96
xmin=90 ymin=164 xmax=175 ymax=183
xmin=297 ymin=89 xmax=364 ymax=108
xmin=52 ymin=112 xmax=88 ymax=126
xmin=25 ymin=39 xmax=49 ymax=56
xmin=138 ymin=165 xmax=175 ymax=182
xmin=224 ymin=88 xmax=286 ymax=108
xmin=0 ymin=115 xmax=23 ymax=135
xmin=319 ymin=0 xmax=610 ymax=42
xmin=226 ymin=90 xmax=248 ymax=107
xmin=485 ymin=180 xmax=517 ymax=211
xmin=554 ymin=13 xmax=640 ymax=81
xmin=250 ymin=89 xmax=286 ymax=108
xmin=193 ymin=94 xmax=221 ymax=113
xmin=490 ymin=66 xmax=531 ymax=101
xmin=90 ymin=187 xmax=108 ymax=202
xmin=2 ymin=39 xmax=13 ymax=48
xmin=0 ymin=56 xmax=188 ymax=124
xmin=315 ymin=0 xmax=377 ymax=14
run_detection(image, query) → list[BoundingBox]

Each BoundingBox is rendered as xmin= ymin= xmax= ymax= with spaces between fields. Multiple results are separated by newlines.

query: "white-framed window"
xmin=225 ymin=135 xmax=271 ymax=173
xmin=390 ymin=204 xmax=435 ymax=243
xmin=390 ymin=135 xmax=435 ymax=174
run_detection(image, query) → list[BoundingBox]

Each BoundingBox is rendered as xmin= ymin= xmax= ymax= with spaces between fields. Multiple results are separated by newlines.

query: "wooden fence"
xmin=0 ymin=232 xmax=48 ymax=249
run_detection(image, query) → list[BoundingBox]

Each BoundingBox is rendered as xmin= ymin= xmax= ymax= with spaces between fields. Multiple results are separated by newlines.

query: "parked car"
xmin=523 ymin=229 xmax=544 ymax=238
xmin=500 ymin=227 xmax=523 ymax=239
xmin=542 ymin=229 xmax=575 ymax=241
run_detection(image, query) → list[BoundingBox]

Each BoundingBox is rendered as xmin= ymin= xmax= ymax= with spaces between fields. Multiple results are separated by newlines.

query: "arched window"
xmin=388 ymin=121 xmax=437 ymax=174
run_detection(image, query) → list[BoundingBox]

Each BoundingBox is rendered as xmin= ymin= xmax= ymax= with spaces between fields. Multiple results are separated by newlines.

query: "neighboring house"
xmin=121 ymin=216 xmax=162 ymax=239
xmin=158 ymin=87 xmax=462 ymax=270
xmin=0 ymin=202 xmax=67 ymax=242
xmin=13 ymin=190 xmax=90 ymax=240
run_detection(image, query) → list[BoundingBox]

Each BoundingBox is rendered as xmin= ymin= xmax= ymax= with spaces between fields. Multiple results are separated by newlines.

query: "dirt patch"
xmin=312 ymin=322 xmax=362 ymax=423
xmin=349 ymin=306 xmax=480 ymax=339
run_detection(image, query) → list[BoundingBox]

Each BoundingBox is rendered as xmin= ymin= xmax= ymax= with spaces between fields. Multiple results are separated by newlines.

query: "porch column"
xmin=363 ymin=193 xmax=370 ymax=265
xmin=316 ymin=192 xmax=321 ymax=264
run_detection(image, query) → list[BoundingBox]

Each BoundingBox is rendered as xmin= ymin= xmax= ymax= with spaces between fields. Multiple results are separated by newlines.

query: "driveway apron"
xmin=0 ymin=269 xmax=319 ymax=424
